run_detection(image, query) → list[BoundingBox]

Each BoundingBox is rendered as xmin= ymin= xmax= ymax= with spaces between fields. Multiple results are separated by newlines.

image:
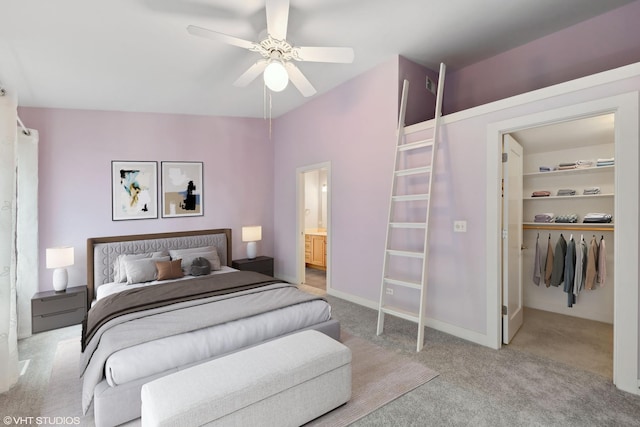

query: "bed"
xmin=81 ymin=228 xmax=340 ymax=427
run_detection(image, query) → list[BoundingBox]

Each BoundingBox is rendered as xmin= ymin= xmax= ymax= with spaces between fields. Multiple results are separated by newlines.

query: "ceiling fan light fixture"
xmin=263 ymin=60 xmax=289 ymax=92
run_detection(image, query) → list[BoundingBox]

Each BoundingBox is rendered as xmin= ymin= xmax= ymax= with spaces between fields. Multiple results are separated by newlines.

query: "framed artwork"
xmin=111 ymin=161 xmax=158 ymax=221
xmin=161 ymin=161 xmax=204 ymax=218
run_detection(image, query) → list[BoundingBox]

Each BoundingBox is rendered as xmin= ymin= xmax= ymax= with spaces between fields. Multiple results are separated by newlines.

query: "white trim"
xmin=486 ymin=92 xmax=639 ymax=395
xmin=295 ymin=162 xmax=332 ymax=291
xmin=329 ymin=288 xmax=496 ymax=348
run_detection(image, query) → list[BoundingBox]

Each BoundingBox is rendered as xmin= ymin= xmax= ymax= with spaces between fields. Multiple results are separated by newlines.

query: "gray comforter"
xmin=80 ymin=277 xmax=323 ymax=413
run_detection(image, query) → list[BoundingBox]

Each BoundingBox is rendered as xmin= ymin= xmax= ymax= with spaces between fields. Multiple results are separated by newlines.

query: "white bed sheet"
xmin=104 ymin=298 xmax=331 ymax=386
xmin=94 ymin=265 xmax=237 ymax=302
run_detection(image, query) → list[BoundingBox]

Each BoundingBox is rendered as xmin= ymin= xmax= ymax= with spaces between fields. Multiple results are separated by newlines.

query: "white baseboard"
xmin=326 ymin=289 xmax=496 ymax=349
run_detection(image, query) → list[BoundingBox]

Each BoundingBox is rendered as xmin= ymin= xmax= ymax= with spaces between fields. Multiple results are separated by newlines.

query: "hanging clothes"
xmin=550 ymin=234 xmax=567 ymax=287
xmin=585 ymin=236 xmax=599 ymax=290
xmin=597 ymin=236 xmax=607 ymax=286
xmin=563 ymin=236 xmax=576 ymax=307
xmin=573 ymin=236 xmax=587 ymax=301
xmin=533 ymin=234 xmax=543 ymax=286
xmin=544 ymin=234 xmax=553 ymax=287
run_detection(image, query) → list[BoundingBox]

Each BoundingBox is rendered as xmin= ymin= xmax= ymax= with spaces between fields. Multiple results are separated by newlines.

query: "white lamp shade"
xmin=46 ymin=246 xmax=74 ymax=269
xmin=47 ymin=246 xmax=74 ymax=292
xmin=263 ymin=61 xmax=289 ymax=92
xmin=242 ymin=226 xmax=262 ymax=242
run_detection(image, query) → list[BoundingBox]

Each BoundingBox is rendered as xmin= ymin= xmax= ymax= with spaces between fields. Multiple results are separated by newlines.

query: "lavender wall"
xmin=444 ymin=0 xmax=640 ymax=114
xmin=398 ymin=56 xmax=438 ymax=126
xmin=19 ymin=108 xmax=274 ymax=292
xmin=273 ymin=57 xmax=398 ymax=302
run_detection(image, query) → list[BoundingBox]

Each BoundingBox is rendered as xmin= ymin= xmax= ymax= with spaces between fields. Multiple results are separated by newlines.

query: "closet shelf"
xmin=524 ymin=193 xmax=614 ymax=201
xmin=523 ymin=222 xmax=614 ymax=231
xmin=523 ymin=165 xmax=614 ymax=178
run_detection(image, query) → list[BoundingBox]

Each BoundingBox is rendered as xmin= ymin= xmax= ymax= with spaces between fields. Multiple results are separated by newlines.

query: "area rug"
xmin=43 ymin=332 xmax=438 ymax=426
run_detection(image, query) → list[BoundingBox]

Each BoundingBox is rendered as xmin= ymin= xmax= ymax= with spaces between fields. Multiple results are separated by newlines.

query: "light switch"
xmin=454 ymin=220 xmax=467 ymax=232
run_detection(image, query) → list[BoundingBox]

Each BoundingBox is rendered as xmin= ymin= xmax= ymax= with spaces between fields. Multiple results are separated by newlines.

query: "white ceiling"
xmin=511 ymin=114 xmax=615 ymax=155
xmin=0 ymin=0 xmax=634 ymax=118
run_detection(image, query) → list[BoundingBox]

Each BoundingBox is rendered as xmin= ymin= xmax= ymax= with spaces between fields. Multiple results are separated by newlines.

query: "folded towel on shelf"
xmin=575 ymin=160 xmax=595 ymax=168
xmin=596 ymin=157 xmax=615 ymax=167
xmin=583 ymin=213 xmax=613 ymax=223
xmin=556 ymin=189 xmax=576 ymax=196
xmin=531 ymin=190 xmax=551 ymax=197
xmin=534 ymin=213 xmax=555 ymax=223
xmin=555 ymin=214 xmax=579 ymax=223
xmin=583 ymin=187 xmax=601 ymax=195
xmin=557 ymin=163 xmax=577 ymax=170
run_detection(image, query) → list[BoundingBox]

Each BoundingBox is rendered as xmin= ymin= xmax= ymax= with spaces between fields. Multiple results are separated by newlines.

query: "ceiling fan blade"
xmin=187 ymin=25 xmax=256 ymax=50
xmin=284 ymin=62 xmax=316 ymax=97
xmin=293 ymin=46 xmax=355 ymax=63
xmin=266 ymin=0 xmax=289 ymax=40
xmin=233 ymin=60 xmax=269 ymax=87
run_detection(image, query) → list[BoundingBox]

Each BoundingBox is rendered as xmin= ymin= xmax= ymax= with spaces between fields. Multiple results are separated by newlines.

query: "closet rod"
xmin=523 ymin=224 xmax=613 ymax=232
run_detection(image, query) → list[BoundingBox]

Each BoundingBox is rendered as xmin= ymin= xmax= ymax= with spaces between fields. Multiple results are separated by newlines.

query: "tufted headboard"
xmin=86 ymin=228 xmax=232 ymax=302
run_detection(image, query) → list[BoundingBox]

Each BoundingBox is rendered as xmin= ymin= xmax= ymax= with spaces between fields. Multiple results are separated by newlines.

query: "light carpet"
xmin=42 ymin=332 xmax=438 ymax=426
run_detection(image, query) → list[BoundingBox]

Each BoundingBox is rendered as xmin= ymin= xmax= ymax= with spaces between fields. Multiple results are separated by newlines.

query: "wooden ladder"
xmin=376 ymin=63 xmax=446 ymax=352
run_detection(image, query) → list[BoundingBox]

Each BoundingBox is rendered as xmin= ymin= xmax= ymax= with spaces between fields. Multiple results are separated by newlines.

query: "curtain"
xmin=0 ymin=89 xmax=19 ymax=393
xmin=16 ymin=130 xmax=38 ymax=339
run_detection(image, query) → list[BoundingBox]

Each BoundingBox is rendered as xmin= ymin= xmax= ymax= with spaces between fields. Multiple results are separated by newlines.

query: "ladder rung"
xmin=392 ymin=194 xmax=429 ymax=202
xmin=381 ymin=306 xmax=420 ymax=323
xmin=395 ymin=166 xmax=432 ymax=177
xmin=386 ymin=249 xmax=424 ymax=259
xmin=384 ymin=277 xmax=422 ymax=289
xmin=389 ymin=222 xmax=426 ymax=229
xmin=398 ymin=138 xmax=434 ymax=152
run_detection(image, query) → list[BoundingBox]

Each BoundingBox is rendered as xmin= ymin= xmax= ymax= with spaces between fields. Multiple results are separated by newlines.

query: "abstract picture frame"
xmin=161 ymin=161 xmax=204 ymax=218
xmin=111 ymin=161 xmax=158 ymax=221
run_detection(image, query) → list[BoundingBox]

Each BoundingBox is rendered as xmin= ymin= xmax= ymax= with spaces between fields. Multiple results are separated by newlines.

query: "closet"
xmin=508 ymin=114 xmax=615 ymax=375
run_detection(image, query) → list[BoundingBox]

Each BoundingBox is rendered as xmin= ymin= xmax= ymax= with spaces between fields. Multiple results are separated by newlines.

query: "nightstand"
xmin=31 ymin=285 xmax=88 ymax=333
xmin=232 ymin=256 xmax=274 ymax=277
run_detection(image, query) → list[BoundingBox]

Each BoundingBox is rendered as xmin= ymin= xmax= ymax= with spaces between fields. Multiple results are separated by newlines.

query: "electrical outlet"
xmin=385 ymin=288 xmax=394 ymax=295
xmin=454 ymin=220 xmax=467 ymax=232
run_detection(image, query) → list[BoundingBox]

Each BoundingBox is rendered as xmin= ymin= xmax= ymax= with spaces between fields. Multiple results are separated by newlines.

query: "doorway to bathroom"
xmin=296 ymin=162 xmax=331 ymax=295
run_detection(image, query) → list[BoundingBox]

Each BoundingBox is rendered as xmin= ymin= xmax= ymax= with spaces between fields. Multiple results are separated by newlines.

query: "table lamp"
xmin=46 ymin=246 xmax=74 ymax=292
xmin=242 ymin=226 xmax=262 ymax=260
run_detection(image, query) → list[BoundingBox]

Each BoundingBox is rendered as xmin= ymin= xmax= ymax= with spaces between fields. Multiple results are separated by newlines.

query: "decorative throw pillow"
xmin=190 ymin=257 xmax=211 ymax=276
xmin=124 ymin=256 xmax=170 ymax=284
xmin=156 ymin=259 xmax=184 ymax=281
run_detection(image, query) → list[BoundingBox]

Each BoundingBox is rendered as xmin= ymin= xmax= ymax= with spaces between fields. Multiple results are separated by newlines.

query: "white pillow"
xmin=113 ymin=251 xmax=167 ymax=283
xmin=124 ymin=256 xmax=170 ymax=285
xmin=176 ymin=250 xmax=221 ymax=274
xmin=169 ymin=246 xmax=216 ymax=259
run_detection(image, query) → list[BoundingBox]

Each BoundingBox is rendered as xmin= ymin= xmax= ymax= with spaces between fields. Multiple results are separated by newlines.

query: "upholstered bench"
xmin=140 ymin=330 xmax=352 ymax=427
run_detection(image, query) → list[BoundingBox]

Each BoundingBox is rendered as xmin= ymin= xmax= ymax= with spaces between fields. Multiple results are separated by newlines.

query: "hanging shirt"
xmin=585 ymin=236 xmax=599 ymax=290
xmin=550 ymin=234 xmax=567 ymax=287
xmin=597 ymin=237 xmax=607 ymax=286
xmin=564 ymin=237 xmax=576 ymax=307
xmin=544 ymin=236 xmax=553 ymax=288
xmin=533 ymin=235 xmax=543 ymax=286
xmin=573 ymin=238 xmax=587 ymax=300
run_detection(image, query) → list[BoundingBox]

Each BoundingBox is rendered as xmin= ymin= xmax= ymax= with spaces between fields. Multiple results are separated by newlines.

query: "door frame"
xmin=296 ymin=161 xmax=331 ymax=290
xmin=485 ymin=92 xmax=639 ymax=394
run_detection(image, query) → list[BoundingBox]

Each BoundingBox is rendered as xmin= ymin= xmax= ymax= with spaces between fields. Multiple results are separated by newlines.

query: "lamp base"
xmin=246 ymin=241 xmax=257 ymax=260
xmin=53 ymin=268 xmax=68 ymax=292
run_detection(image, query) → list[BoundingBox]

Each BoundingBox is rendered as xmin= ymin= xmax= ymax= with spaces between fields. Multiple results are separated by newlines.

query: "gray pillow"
xmin=113 ymin=251 xmax=167 ymax=283
xmin=172 ymin=249 xmax=221 ymax=273
xmin=124 ymin=256 xmax=170 ymax=284
xmin=191 ymin=257 xmax=211 ymax=276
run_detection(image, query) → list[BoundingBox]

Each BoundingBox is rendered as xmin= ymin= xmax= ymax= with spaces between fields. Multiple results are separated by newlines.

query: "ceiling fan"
xmin=187 ymin=0 xmax=354 ymax=97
